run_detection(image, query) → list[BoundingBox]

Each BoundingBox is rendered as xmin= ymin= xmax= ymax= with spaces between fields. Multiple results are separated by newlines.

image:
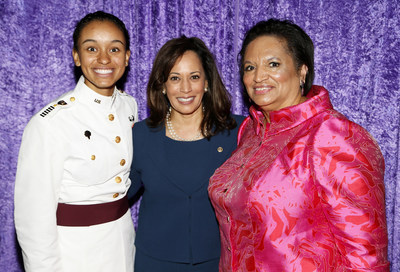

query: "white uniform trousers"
xmin=58 ymin=210 xmax=135 ymax=272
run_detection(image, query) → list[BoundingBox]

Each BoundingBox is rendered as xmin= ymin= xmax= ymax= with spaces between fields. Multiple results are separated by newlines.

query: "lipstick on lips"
xmin=177 ymin=96 xmax=195 ymax=104
xmin=254 ymin=85 xmax=273 ymax=95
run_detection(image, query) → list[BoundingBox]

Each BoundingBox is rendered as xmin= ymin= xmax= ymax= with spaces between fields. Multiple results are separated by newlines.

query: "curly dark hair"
xmin=146 ymin=36 xmax=236 ymax=138
xmin=239 ymin=19 xmax=314 ymax=95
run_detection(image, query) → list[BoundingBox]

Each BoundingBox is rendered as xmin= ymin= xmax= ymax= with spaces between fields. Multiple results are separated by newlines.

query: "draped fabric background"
xmin=0 ymin=0 xmax=399 ymax=270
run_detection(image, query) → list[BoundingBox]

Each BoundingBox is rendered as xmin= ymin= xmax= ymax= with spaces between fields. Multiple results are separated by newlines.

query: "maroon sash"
xmin=56 ymin=195 xmax=129 ymax=227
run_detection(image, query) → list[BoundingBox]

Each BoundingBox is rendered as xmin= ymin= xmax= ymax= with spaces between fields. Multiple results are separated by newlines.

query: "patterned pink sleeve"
xmin=312 ymin=119 xmax=389 ymax=271
xmin=237 ymin=116 xmax=251 ymax=145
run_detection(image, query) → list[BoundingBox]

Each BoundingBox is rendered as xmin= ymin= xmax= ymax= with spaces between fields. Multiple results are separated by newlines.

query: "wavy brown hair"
xmin=147 ymin=36 xmax=236 ymax=138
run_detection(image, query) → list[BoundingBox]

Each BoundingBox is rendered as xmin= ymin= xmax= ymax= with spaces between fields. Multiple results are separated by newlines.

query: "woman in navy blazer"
xmin=128 ymin=36 xmax=244 ymax=271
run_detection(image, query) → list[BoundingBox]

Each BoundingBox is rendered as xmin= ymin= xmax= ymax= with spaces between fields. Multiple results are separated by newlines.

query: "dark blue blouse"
xmin=128 ymin=115 xmax=245 ymax=264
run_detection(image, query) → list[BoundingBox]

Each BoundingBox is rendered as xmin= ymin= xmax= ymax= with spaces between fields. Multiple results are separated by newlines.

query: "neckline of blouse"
xmin=249 ymin=85 xmax=333 ymax=137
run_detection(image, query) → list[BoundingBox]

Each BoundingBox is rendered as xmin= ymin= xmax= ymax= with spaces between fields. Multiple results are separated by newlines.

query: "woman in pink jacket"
xmin=208 ymin=19 xmax=389 ymax=271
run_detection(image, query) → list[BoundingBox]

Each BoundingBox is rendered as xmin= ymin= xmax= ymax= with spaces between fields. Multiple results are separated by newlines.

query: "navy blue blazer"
xmin=128 ymin=115 xmax=244 ymax=264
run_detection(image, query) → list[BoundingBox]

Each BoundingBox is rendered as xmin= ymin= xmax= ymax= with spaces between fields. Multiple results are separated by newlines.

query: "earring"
xmin=162 ymin=89 xmax=166 ymax=95
xmin=204 ymin=87 xmax=208 ymax=92
xmin=300 ymin=81 xmax=305 ymax=96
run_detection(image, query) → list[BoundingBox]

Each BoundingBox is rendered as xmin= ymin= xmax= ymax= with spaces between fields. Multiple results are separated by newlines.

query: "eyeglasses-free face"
xmin=73 ymin=20 xmax=130 ymax=96
xmin=243 ymin=35 xmax=307 ymax=118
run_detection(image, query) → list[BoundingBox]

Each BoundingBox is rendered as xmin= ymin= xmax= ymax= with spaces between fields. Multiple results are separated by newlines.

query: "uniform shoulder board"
xmin=39 ymin=99 xmax=70 ymax=118
xmin=39 ymin=105 xmax=56 ymax=117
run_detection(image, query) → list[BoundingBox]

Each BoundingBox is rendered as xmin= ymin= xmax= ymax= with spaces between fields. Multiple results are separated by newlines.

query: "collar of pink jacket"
xmin=239 ymin=85 xmax=333 ymax=141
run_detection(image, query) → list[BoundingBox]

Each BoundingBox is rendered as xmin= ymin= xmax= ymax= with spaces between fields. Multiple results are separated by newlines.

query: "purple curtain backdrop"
xmin=1 ymin=0 xmax=399 ymax=271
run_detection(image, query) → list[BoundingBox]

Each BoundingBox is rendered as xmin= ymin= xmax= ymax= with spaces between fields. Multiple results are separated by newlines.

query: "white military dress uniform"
xmin=15 ymin=76 xmax=138 ymax=272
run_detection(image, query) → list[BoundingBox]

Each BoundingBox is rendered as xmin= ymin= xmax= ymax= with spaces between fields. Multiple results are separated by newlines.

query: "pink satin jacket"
xmin=208 ymin=86 xmax=389 ymax=271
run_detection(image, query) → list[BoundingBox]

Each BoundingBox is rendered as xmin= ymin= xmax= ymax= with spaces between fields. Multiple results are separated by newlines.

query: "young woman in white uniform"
xmin=14 ymin=11 xmax=137 ymax=272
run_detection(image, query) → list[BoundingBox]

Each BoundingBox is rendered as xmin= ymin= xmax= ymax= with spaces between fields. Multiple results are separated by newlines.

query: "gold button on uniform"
xmin=227 ymin=216 xmax=230 ymax=223
xmin=113 ymin=193 xmax=119 ymax=198
xmin=70 ymin=97 xmax=75 ymax=102
xmin=115 ymin=176 xmax=122 ymax=183
xmin=91 ymin=155 xmax=96 ymax=160
xmin=120 ymin=159 xmax=126 ymax=166
xmin=108 ymin=114 xmax=114 ymax=121
xmin=217 ymin=147 xmax=223 ymax=152
xmin=115 ymin=136 xmax=121 ymax=143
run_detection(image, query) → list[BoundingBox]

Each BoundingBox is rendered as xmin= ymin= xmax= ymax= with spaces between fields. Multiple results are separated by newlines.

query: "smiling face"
xmin=243 ymin=35 xmax=307 ymax=116
xmin=165 ymin=50 xmax=208 ymax=118
xmin=72 ymin=20 xmax=130 ymax=96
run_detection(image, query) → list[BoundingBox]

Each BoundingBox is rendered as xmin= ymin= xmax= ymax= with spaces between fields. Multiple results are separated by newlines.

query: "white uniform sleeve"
xmin=14 ymin=117 xmax=65 ymax=272
xmin=131 ymin=96 xmax=138 ymax=123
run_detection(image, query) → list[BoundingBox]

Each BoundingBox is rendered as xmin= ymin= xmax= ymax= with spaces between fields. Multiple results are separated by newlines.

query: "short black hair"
xmin=73 ymin=11 xmax=130 ymax=51
xmin=239 ymin=19 xmax=314 ymax=95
